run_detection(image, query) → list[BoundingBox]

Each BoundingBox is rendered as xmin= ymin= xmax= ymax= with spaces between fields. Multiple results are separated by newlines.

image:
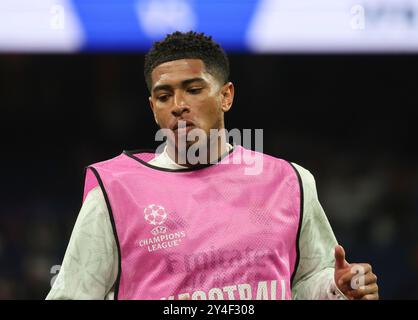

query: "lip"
xmin=172 ymin=120 xmax=196 ymax=131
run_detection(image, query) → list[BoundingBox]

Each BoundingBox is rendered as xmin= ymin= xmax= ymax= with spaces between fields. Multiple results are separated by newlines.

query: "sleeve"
xmin=46 ymin=187 xmax=118 ymax=300
xmin=290 ymin=163 xmax=347 ymax=300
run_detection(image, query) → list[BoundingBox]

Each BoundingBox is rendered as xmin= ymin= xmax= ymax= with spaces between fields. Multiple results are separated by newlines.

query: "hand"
xmin=334 ymin=245 xmax=379 ymax=300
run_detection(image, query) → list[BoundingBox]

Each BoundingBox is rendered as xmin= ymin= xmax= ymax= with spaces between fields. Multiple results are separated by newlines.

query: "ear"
xmin=149 ymin=96 xmax=159 ymax=125
xmin=220 ymin=82 xmax=234 ymax=113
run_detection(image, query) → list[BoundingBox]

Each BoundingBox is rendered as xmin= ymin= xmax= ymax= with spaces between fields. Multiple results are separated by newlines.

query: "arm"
xmin=291 ymin=164 xmax=379 ymax=300
xmin=291 ymin=163 xmax=346 ymax=300
xmin=46 ymin=187 xmax=118 ymax=300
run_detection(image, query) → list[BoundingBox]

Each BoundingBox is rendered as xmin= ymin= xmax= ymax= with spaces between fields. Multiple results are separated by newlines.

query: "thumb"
xmin=334 ymin=244 xmax=349 ymax=269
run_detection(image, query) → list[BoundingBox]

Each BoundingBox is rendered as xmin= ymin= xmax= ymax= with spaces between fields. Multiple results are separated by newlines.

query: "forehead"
xmin=151 ymin=59 xmax=213 ymax=88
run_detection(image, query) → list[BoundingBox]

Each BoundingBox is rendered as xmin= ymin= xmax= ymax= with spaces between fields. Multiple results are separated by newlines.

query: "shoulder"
xmin=289 ymin=162 xmax=321 ymax=210
xmin=290 ymin=163 xmax=316 ymax=189
xmin=87 ymin=152 xmax=127 ymax=170
xmin=238 ymin=146 xmax=298 ymax=175
xmin=86 ymin=150 xmax=147 ymax=176
xmin=83 ymin=186 xmax=107 ymax=212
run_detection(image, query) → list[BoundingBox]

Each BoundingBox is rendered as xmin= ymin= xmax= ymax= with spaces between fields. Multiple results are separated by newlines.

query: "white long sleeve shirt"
xmin=46 ymin=145 xmax=346 ymax=300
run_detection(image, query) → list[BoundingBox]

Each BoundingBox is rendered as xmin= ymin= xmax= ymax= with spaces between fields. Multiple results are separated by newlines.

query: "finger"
xmin=334 ymin=245 xmax=349 ymax=269
xmin=338 ymin=264 xmax=372 ymax=287
xmin=345 ymin=283 xmax=379 ymax=299
xmin=363 ymin=272 xmax=378 ymax=286
xmin=357 ymin=263 xmax=373 ymax=274
xmin=360 ymin=293 xmax=379 ymax=300
xmin=345 ymin=271 xmax=377 ymax=289
xmin=337 ymin=271 xmax=356 ymax=288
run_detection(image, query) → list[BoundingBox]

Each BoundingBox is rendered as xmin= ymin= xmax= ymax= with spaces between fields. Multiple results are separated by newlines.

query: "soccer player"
xmin=46 ymin=31 xmax=378 ymax=300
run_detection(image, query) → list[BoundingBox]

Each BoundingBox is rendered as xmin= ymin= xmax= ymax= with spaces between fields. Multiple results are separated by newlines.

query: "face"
xmin=149 ymin=59 xmax=234 ymax=150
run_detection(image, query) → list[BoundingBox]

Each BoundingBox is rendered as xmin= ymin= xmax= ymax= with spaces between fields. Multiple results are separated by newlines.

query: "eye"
xmin=188 ymin=87 xmax=202 ymax=94
xmin=157 ymin=94 xmax=170 ymax=102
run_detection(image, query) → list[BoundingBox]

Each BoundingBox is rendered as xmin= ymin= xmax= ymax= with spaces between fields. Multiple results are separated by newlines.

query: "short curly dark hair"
xmin=144 ymin=31 xmax=230 ymax=92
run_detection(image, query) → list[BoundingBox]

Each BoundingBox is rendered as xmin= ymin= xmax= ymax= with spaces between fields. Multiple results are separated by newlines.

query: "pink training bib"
xmin=83 ymin=145 xmax=302 ymax=300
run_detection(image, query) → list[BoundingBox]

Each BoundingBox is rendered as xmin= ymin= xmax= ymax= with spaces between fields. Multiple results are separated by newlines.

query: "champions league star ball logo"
xmin=139 ymin=204 xmax=186 ymax=252
xmin=144 ymin=204 xmax=168 ymax=235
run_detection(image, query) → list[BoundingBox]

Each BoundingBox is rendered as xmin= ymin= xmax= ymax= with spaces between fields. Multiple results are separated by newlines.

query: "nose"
xmin=171 ymin=91 xmax=190 ymax=117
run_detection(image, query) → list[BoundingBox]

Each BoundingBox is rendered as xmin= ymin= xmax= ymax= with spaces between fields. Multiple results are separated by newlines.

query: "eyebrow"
xmin=152 ymin=77 xmax=206 ymax=94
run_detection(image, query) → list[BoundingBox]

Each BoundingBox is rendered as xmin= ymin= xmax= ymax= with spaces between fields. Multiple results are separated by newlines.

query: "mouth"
xmin=172 ymin=120 xmax=196 ymax=131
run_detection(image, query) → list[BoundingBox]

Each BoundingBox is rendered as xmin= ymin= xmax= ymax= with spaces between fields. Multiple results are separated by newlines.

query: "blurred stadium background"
xmin=0 ymin=0 xmax=417 ymax=299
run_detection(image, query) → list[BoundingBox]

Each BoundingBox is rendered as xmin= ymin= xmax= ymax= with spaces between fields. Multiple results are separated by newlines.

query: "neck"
xmin=166 ymin=136 xmax=229 ymax=168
